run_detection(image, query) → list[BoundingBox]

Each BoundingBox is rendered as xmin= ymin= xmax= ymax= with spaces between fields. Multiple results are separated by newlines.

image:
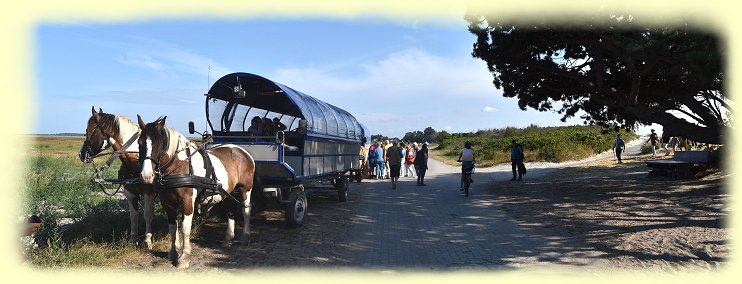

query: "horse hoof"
xmin=222 ymin=241 xmax=233 ymax=248
xmin=175 ymin=261 xmax=190 ymax=269
xmin=140 ymin=241 xmax=153 ymax=250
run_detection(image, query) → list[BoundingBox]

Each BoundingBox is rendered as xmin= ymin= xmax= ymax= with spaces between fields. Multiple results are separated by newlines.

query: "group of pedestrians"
xmin=367 ymin=138 xmax=529 ymax=191
xmin=367 ymin=140 xmax=430 ymax=189
xmin=644 ymin=128 xmax=697 ymax=158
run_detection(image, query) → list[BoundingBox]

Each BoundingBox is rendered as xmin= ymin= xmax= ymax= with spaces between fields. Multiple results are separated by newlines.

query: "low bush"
xmin=433 ymin=125 xmax=638 ymax=165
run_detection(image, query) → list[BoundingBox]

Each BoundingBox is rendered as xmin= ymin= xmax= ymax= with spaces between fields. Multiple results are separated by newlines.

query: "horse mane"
xmin=164 ymin=125 xmax=192 ymax=156
xmin=94 ymin=112 xmax=140 ymax=142
xmin=113 ymin=114 xmax=140 ymax=139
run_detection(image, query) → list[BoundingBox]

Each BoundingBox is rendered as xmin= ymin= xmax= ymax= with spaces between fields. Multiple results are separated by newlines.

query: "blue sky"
xmin=38 ymin=17 xmax=617 ymax=137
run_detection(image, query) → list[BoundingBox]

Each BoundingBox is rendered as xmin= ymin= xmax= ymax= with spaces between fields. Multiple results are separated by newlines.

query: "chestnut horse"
xmin=79 ymin=107 xmax=157 ymax=249
xmin=137 ymin=115 xmax=256 ymax=268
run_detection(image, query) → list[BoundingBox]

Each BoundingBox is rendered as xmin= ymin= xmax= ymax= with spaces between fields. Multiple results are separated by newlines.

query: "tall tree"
xmin=466 ymin=15 xmax=730 ymax=144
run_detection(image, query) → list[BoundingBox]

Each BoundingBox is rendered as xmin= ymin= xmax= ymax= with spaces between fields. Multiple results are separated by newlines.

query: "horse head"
xmin=137 ymin=115 xmax=175 ymax=184
xmin=79 ymin=106 xmax=117 ymax=163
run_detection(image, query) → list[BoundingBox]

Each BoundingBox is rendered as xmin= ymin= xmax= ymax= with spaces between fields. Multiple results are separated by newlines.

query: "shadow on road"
xmin=153 ymin=155 xmax=726 ymax=271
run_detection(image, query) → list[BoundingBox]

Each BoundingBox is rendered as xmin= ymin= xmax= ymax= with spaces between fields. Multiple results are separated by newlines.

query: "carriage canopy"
xmin=207 ymin=72 xmax=366 ymax=142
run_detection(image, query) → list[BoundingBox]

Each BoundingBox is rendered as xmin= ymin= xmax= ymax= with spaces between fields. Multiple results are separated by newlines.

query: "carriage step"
xmin=262 ymin=187 xmax=279 ymax=198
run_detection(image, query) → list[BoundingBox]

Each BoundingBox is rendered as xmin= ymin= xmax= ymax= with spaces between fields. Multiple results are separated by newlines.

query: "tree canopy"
xmin=402 ymin=127 xmax=443 ymax=143
xmin=466 ymin=15 xmax=730 ymax=144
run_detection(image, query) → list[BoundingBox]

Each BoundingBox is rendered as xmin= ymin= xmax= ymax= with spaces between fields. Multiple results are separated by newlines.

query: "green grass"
xmin=22 ymin=136 xmax=168 ymax=268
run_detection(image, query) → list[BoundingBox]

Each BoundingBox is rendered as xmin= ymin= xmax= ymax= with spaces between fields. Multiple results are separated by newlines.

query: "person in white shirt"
xmin=457 ymin=141 xmax=475 ymax=191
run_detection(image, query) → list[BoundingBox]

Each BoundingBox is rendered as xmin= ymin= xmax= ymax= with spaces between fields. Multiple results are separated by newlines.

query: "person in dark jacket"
xmin=414 ymin=143 xmax=429 ymax=186
xmin=614 ymin=133 xmax=626 ymax=164
xmin=510 ymin=139 xmax=526 ymax=181
xmin=386 ymin=141 xmax=403 ymax=189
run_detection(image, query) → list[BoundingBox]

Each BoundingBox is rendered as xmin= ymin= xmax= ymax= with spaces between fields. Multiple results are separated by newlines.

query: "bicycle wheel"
xmin=464 ymin=173 xmax=470 ymax=197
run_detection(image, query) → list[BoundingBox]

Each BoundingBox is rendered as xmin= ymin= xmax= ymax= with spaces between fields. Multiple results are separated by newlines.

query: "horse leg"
xmin=123 ymin=190 xmax=140 ymax=245
xmin=175 ymin=189 xmax=197 ymax=269
xmin=223 ymin=211 xmax=235 ymax=247
xmin=141 ymin=192 xmax=155 ymax=250
xmin=163 ymin=207 xmax=178 ymax=263
xmin=241 ymin=188 xmax=252 ymax=238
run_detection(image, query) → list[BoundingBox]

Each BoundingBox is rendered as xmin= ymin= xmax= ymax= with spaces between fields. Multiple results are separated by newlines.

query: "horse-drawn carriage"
xmin=193 ymin=72 xmax=370 ymax=227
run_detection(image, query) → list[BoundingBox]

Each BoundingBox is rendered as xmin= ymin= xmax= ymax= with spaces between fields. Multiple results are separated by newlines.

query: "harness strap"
xmin=157 ymin=174 xmax=248 ymax=208
xmin=104 ymin=132 xmax=140 ymax=167
xmin=186 ymin=146 xmax=194 ymax=175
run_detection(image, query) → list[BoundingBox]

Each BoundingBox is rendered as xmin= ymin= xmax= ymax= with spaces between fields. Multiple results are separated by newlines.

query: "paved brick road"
xmin=335 ymin=158 xmax=599 ymax=270
xmin=159 ymin=157 xmax=602 ymax=271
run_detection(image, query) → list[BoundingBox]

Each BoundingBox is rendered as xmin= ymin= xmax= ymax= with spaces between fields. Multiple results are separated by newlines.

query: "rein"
xmin=89 ymin=132 xmax=142 ymax=196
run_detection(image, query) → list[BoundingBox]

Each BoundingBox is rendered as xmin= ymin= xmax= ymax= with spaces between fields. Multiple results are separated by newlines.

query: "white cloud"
xmin=482 ymin=106 xmax=497 ymax=112
xmin=268 ymin=48 xmax=517 ymax=137
xmin=272 ymin=48 xmax=500 ymax=102
xmin=117 ymin=51 xmax=164 ymax=70
xmin=116 ymin=37 xmax=231 ymax=79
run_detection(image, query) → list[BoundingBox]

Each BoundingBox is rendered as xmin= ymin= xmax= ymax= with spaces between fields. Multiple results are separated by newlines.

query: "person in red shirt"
xmin=647 ymin=129 xmax=660 ymax=157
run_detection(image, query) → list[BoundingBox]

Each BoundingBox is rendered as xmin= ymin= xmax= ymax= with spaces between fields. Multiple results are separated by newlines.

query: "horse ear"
xmin=99 ymin=107 xmax=103 ymax=114
xmin=157 ymin=116 xmax=167 ymax=126
xmin=91 ymin=106 xmax=100 ymax=121
xmin=137 ymin=114 xmax=146 ymax=129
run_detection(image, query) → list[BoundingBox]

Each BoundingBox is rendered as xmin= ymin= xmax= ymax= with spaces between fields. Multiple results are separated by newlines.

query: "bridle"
xmin=80 ymin=120 xmax=110 ymax=161
xmin=141 ymin=127 xmax=183 ymax=180
xmin=82 ymin=120 xmax=141 ymax=195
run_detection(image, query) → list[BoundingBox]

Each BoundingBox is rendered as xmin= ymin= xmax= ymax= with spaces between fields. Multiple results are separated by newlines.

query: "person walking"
xmin=386 ymin=141 xmax=403 ymax=189
xmin=414 ymin=143 xmax=429 ymax=186
xmin=648 ymin=129 xmax=660 ymax=157
xmin=374 ymin=142 xmax=385 ymax=179
xmin=614 ymin=133 xmax=626 ymax=164
xmin=661 ymin=129 xmax=670 ymax=156
xmin=510 ymin=139 xmax=526 ymax=181
xmin=399 ymin=142 xmax=407 ymax=177
xmin=368 ymin=142 xmax=377 ymax=179
xmin=404 ymin=144 xmax=416 ymax=178
xmin=383 ymin=140 xmax=391 ymax=179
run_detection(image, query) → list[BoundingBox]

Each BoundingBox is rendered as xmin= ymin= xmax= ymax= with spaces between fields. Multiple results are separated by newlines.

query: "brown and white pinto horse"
xmin=137 ymin=115 xmax=256 ymax=269
xmin=78 ymin=107 xmax=157 ymax=249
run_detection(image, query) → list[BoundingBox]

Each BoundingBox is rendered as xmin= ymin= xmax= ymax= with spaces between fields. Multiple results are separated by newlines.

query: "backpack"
xmin=368 ymin=148 xmax=377 ymax=161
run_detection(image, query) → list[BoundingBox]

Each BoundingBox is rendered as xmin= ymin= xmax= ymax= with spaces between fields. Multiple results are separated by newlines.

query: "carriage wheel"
xmin=337 ymin=176 xmax=349 ymax=202
xmin=284 ymin=190 xmax=307 ymax=228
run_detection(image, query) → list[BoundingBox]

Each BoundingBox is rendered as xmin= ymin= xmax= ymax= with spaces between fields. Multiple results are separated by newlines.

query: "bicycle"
xmin=458 ymin=160 xmax=475 ymax=197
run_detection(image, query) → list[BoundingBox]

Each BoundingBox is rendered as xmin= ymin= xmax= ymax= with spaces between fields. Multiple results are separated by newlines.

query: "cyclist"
xmin=457 ymin=141 xmax=475 ymax=191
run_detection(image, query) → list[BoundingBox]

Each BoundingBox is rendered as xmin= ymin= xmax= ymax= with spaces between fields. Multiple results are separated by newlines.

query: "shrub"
xmin=433 ymin=125 xmax=638 ymax=164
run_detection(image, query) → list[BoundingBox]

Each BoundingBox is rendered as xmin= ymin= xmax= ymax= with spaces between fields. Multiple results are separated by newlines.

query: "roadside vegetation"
xmin=430 ymin=125 xmax=638 ymax=167
xmin=22 ymin=136 xmax=161 ymax=268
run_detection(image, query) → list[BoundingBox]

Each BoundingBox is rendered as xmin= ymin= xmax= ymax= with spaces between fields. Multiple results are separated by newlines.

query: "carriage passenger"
xmin=273 ymin=117 xmax=287 ymax=133
xmin=247 ymin=116 xmax=262 ymax=137
xmin=262 ymin=117 xmax=274 ymax=137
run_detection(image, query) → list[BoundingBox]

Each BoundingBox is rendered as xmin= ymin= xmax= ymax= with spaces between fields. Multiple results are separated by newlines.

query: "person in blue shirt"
xmin=511 ymin=139 xmax=526 ymax=181
xmin=614 ymin=133 xmax=626 ymax=164
xmin=374 ymin=142 xmax=385 ymax=179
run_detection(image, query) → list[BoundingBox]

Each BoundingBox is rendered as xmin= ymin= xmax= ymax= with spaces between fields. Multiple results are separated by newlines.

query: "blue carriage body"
xmin=203 ymin=72 xmax=370 ymax=186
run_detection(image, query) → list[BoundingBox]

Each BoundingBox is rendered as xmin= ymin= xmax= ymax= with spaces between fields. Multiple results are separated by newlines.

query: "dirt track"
xmin=127 ymin=139 xmax=728 ymax=272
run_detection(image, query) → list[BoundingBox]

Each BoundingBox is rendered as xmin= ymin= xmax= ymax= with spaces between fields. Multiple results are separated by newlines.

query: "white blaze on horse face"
xmin=140 ymin=138 xmax=155 ymax=184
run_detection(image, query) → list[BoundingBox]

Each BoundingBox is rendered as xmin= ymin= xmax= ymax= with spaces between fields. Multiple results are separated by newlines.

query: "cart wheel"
xmin=284 ymin=190 xmax=307 ymax=228
xmin=337 ymin=176 xmax=349 ymax=202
